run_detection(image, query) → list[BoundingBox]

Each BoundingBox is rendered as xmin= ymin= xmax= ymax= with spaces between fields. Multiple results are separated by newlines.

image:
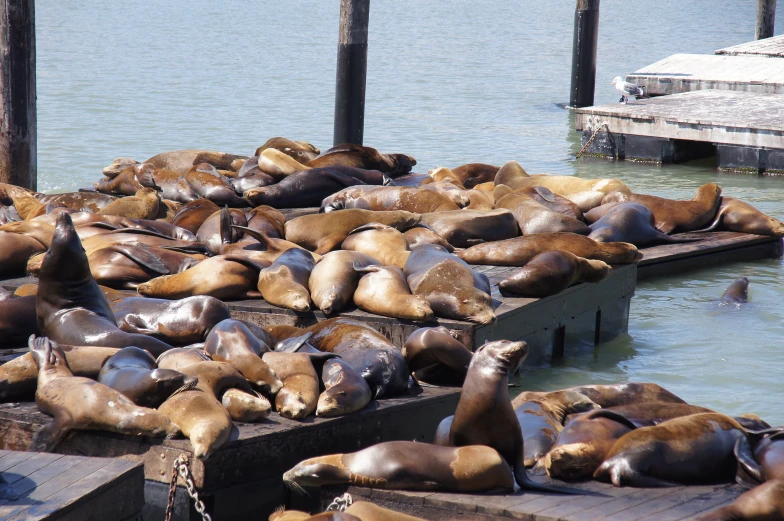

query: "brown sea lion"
xmin=29 ymin=336 xmax=177 ymax=452
xmin=257 ymin=148 xmax=310 ymax=177
xmin=262 ymin=352 xmax=318 ymax=419
xmin=284 ymin=209 xmax=421 ymax=254
xmin=565 ymin=382 xmax=686 ymax=408
xmin=156 ymin=348 xmax=211 ymax=372
xmin=79 ymin=229 xmax=205 ymax=257
xmin=588 ymin=202 xmax=701 ymax=246
xmin=594 ymin=413 xmax=746 ymax=486
xmin=244 ymin=205 xmax=286 ymax=237
xmin=495 ymin=187 xmax=591 ymax=236
xmin=420 ymin=209 xmax=519 ymax=248
xmin=0 ymin=294 xmax=37 ymax=347
xmin=137 ymin=164 xmax=201 ymax=203
xmin=227 ymin=226 xmax=320 ymax=263
xmin=601 ymin=183 xmax=722 ymax=234
xmin=512 ymin=186 xmax=585 ymax=221
xmin=65 ymin=212 xmax=198 ymax=241
xmin=722 ymin=277 xmax=750 ymax=303
xmin=403 ymin=244 xmax=495 ymax=324
xmin=427 ymin=166 xmax=466 ymax=187
xmin=696 ymin=479 xmax=784 ymax=521
xmin=305 ymin=143 xmax=416 ymax=177
xmin=587 ymin=402 xmax=714 ymax=428
xmin=264 ymin=325 xmax=305 ymax=344
xmin=341 ymin=223 xmax=411 ymax=269
xmin=402 ymin=326 xmax=473 ymax=386
xmin=451 ymin=163 xmax=500 ymax=188
xmin=97 ymin=346 xmax=195 ymax=408
xmin=695 ymin=196 xmax=784 ymax=237
xmin=204 ymin=319 xmax=282 ymax=394
xmin=221 ymin=388 xmax=271 ymax=422
xmin=34 ymin=192 xmax=118 ymax=213
xmin=418 ymin=180 xmax=471 ymax=207
xmin=145 ymin=150 xmax=247 ymax=175
xmin=88 ymin=244 xmax=206 ymax=289
xmin=283 ymin=441 xmax=514 ymax=492
xmin=353 ymin=264 xmax=434 ymax=321
xmin=462 ymin=188 xmax=495 ymax=211
xmin=93 ymin=165 xmax=147 ymax=196
xmin=0 ymin=231 xmax=46 ymax=276
xmin=36 ymin=213 xmax=173 ymax=356
xmin=344 ymin=502 xmax=429 ymax=521
xmin=172 ymin=198 xmax=221 ymax=234
xmin=196 ymin=207 xmax=248 ymax=254
xmin=457 ymin=232 xmax=641 ymax=266
xmin=255 ymin=137 xmax=320 ymax=163
xmin=402 ymin=225 xmax=455 ymax=252
xmin=309 ymin=251 xmax=379 ymax=314
xmin=230 ymin=157 xmax=277 ymax=193
xmin=316 ymin=358 xmax=372 ymax=418
xmin=101 ymin=157 xmax=140 ymax=178
xmin=184 ymin=165 xmax=248 ymax=207
xmin=498 ymin=251 xmax=611 ymax=298
xmin=257 ymin=248 xmax=316 ymax=312
xmin=321 ymin=186 xmax=459 ymax=213
xmin=158 ymin=388 xmax=231 ymax=459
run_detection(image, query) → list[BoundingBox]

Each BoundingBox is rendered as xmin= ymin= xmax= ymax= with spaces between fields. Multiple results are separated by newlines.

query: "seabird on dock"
xmin=612 ymin=76 xmax=644 ymax=104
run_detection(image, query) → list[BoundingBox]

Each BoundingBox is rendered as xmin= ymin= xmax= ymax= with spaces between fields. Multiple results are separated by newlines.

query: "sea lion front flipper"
xmin=515 ymin=468 xmax=595 ymax=495
xmin=533 ymin=186 xmax=557 ymax=203
xmin=320 ymin=170 xmax=368 ymax=189
xmin=734 ymin=436 xmax=763 ymax=488
xmin=353 ymin=262 xmax=382 ymax=274
xmin=315 ymin=233 xmax=345 ymax=255
xmin=219 ymin=206 xmax=233 ymax=246
xmin=347 ymin=222 xmax=389 ymax=236
xmin=274 ymin=332 xmax=315 ymax=353
xmin=111 ymin=243 xmax=170 ymax=275
xmin=31 ymin=413 xmax=74 ymax=453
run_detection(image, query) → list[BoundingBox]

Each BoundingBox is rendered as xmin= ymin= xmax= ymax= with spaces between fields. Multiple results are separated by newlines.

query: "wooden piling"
xmin=756 ymin=0 xmax=777 ymax=40
xmin=333 ymin=0 xmax=369 ymax=147
xmin=569 ymin=0 xmax=600 ymax=108
xmin=0 ymin=0 xmax=36 ymax=190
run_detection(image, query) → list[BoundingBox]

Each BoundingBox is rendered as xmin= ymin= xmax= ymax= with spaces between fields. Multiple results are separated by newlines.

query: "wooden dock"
xmin=0 ymin=451 xmax=143 ymax=521
xmin=716 ymin=34 xmax=784 ymax=58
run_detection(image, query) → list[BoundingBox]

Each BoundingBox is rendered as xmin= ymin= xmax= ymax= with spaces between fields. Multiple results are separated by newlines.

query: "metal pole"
xmin=756 ymin=0 xmax=776 ymax=40
xmin=0 ymin=0 xmax=36 ymax=190
xmin=569 ymin=0 xmax=600 ymax=108
xmin=333 ymin=0 xmax=369 ymax=147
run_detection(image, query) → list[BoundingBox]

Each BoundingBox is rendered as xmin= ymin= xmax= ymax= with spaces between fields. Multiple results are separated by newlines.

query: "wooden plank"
xmin=0 ymin=452 xmax=35 ymax=473
xmin=1 ymin=453 xmax=64 ymax=486
xmin=605 ymin=485 xmax=735 ymax=521
xmin=560 ymin=487 xmax=687 ymax=521
xmin=716 ymin=35 xmax=784 ymax=57
xmin=635 ymin=486 xmax=742 ymax=521
xmin=0 ymin=455 xmax=88 ymax=516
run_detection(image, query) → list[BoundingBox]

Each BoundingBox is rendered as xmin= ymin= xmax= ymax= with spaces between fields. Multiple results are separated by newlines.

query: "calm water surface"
xmin=37 ymin=1 xmax=783 ymax=423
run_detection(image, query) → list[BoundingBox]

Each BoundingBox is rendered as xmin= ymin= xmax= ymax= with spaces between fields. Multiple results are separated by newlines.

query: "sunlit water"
xmin=36 ymin=2 xmax=783 ymax=423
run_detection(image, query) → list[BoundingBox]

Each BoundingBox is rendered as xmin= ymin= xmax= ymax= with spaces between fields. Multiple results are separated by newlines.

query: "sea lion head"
xmin=472 ymin=339 xmax=528 ymax=375
xmin=150 ymin=368 xmax=198 ymax=399
xmin=42 ymin=212 xmax=86 ymax=280
xmin=283 ymin=454 xmax=350 ymax=490
xmin=388 ymin=153 xmax=416 ymax=175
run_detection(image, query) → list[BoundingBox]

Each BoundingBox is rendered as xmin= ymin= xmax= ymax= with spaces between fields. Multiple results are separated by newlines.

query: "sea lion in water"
xmin=256 ymin=137 xmax=320 ymax=163
xmin=309 ymin=251 xmax=379 ymax=314
xmin=403 ymin=244 xmax=495 ymax=324
xmin=495 ymin=187 xmax=591 ymax=236
xmin=305 ymin=143 xmax=416 ymax=177
xmin=91 ymin=187 xmax=161 ymax=220
xmin=402 ymin=326 xmax=473 ymax=386
xmin=420 ymin=209 xmax=519 ymax=248
xmin=36 ymin=213 xmax=173 ymax=356
xmin=29 ymin=336 xmax=177 ymax=452
xmin=283 ymin=441 xmax=514 ymax=492
xmin=594 ymin=412 xmax=746 ymax=486
xmin=402 ymin=225 xmax=455 ymax=252
xmin=145 ymin=150 xmax=247 ymax=175
xmin=97 ymin=346 xmax=195 ymax=407
xmin=722 ymin=277 xmax=750 ymax=303
xmin=565 ymin=382 xmax=686 ymax=408
xmin=257 ymin=248 xmax=316 ymax=312
xmin=316 ymin=358 xmax=372 ymax=418
xmin=353 ymin=264 xmax=434 ymax=321
xmin=457 ymin=232 xmax=641 ymax=266
xmin=588 ymin=202 xmax=701 ymax=246
xmin=695 ymin=479 xmax=784 ymax=521
xmin=341 ymin=223 xmax=411 ymax=269
xmin=694 ymin=196 xmax=784 ymax=237
xmin=321 ymin=186 xmax=458 ymax=213
xmin=601 ymin=183 xmax=722 ymax=234
xmin=498 ymin=251 xmax=611 ymax=298
xmin=284 ymin=209 xmax=421 ymax=254
xmin=262 ymin=352 xmax=319 ymax=419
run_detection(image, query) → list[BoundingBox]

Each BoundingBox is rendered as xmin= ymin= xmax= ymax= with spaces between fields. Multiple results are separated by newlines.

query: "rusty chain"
xmin=164 ymin=455 xmax=212 ymax=521
xmin=576 ymin=123 xmax=608 ymax=159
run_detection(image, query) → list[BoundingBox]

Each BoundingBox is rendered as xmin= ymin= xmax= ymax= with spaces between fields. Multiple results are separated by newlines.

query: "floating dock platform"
xmin=716 ymin=34 xmax=784 ymax=58
xmin=0 ymin=451 xmax=143 ymax=521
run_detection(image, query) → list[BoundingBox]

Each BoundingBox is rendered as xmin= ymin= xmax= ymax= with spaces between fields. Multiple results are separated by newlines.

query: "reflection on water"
xmin=37 ymin=1 xmax=783 ymax=423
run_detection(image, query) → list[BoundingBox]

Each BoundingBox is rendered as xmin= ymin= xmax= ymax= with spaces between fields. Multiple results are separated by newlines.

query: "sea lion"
xmin=586 ymin=402 xmax=714 ymax=428
xmin=402 ymin=225 xmax=455 ymax=252
xmin=172 ymin=199 xmax=221 ymax=234
xmin=694 ymin=196 xmax=784 ymax=237
xmin=262 ymin=352 xmax=318 ymax=419
xmin=0 ymin=294 xmax=37 ymax=347
xmin=283 ymin=441 xmax=514 ymax=492
xmin=309 ymin=251 xmax=379 ymax=314
xmin=511 ymin=186 xmax=585 ymax=221
xmin=601 ymin=183 xmax=722 ymax=234
xmin=341 ymin=223 xmax=411 ymax=269
xmin=204 ymin=319 xmax=282 ymax=394
xmin=184 ymin=165 xmax=248 ymax=207
xmin=145 ymin=150 xmax=247 ymax=175
xmin=112 ymin=296 xmax=230 ymax=345
xmin=565 ymin=382 xmax=686 ymax=408
xmin=495 ymin=188 xmax=591 ymax=236
xmin=457 ymin=232 xmax=642 ymax=266
xmin=255 ymin=137 xmax=320 ymax=163
xmin=402 ymin=326 xmax=473 ymax=385
xmin=79 ymin=228 xmax=205 ymax=257
xmin=156 ymin=348 xmax=211 ymax=372
xmin=257 ymin=248 xmax=316 ymax=312
xmin=344 ymin=502 xmax=429 ymax=521
xmin=427 ymin=166 xmax=466 ymax=187
xmin=36 ymin=213 xmax=173 ymax=356
xmin=256 ymin=148 xmax=309 ymax=178
xmin=451 ymin=163 xmax=500 ymax=188
xmin=321 ymin=186 xmax=458 ymax=213
xmin=133 ymin=164 xmax=201 ymax=203
xmin=244 ymin=205 xmax=286 ymax=237
xmin=30 ymin=192 xmax=117 ymax=214
xmin=29 ymin=336 xmax=177 ymax=452
xmin=722 ymin=277 xmax=750 ymax=303
xmin=65 ymin=213 xmax=198 ymax=241
xmin=594 ymin=413 xmax=746 ymax=486
xmin=418 ymin=180 xmax=471 ymax=207
xmin=102 ymin=157 xmax=140 ymax=178
xmin=221 ymin=388 xmax=271 ymax=422
xmin=93 ymin=165 xmax=148 ymax=196
xmin=230 ymin=157 xmax=277 ymax=193
xmin=284 ymin=209 xmax=421 ymax=254
xmin=316 ymin=358 xmax=372 ymax=417
xmin=97 ymin=346 xmax=195 ymax=407
xmin=353 ymin=264 xmax=434 ymax=321
xmin=498 ymin=251 xmax=612 ymax=298
xmin=88 ymin=244 xmax=206 ymax=289
xmin=227 ymin=226 xmax=320 ymax=263
xmin=93 ymin=187 xmax=161 ymax=220
xmin=735 ymin=430 xmax=784 ymax=485
xmin=158 ymin=387 xmax=231 ymax=459
xmin=196 ymin=208 xmax=248 ymax=254
xmin=696 ymin=479 xmax=784 ymax=521
xmin=420 ymin=209 xmax=519 ymax=247
xmin=306 ymin=143 xmax=416 ymax=177
xmin=0 ymin=231 xmax=47 ymax=276
xmin=588 ymin=202 xmax=700 ymax=246
xmin=403 ymin=244 xmax=495 ymax=324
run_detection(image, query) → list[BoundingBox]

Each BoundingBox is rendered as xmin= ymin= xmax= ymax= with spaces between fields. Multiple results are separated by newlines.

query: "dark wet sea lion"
xmin=495 ymin=188 xmax=591 ymax=236
xmin=184 ymin=165 xmax=248 ymax=207
xmin=97 ymin=346 xmax=195 ymax=407
xmin=722 ymin=277 xmax=750 ymax=303
xmin=0 ymin=231 xmax=47 ymax=276
xmin=587 ymin=402 xmax=714 ymax=428
xmin=457 ymin=232 xmax=641 ymax=266
xmin=451 ymin=163 xmax=500 ymax=188
xmin=284 ymin=209 xmax=421 ymax=254
xmin=402 ymin=225 xmax=455 ymax=252
xmin=316 ymin=358 xmax=372 ymax=417
xmin=309 ymin=251 xmax=379 ymax=314
xmin=420 ymin=209 xmax=519 ymax=248
xmin=321 ymin=186 xmax=458 ymax=213
xmin=0 ymin=294 xmax=37 ymax=347
xmin=594 ymin=412 xmax=746 ymax=486
xmin=172 ymin=198 xmax=221 ymax=233
xmin=231 ymin=170 xmax=277 ymax=193
xmin=145 ymin=150 xmax=247 ymax=175
xmin=255 ymin=137 xmax=320 ymax=163
xmin=283 ymin=441 xmax=514 ymax=492
xmin=602 ymin=182 xmax=722 ymax=234
xmin=353 ymin=264 xmax=434 ymax=321
xmin=341 ymin=223 xmax=411 ymax=269
xmin=565 ymin=382 xmax=686 ymax=408
xmin=404 ymin=244 xmax=495 ymax=324
xmin=258 ymin=248 xmax=316 ymax=312
xmin=262 ymin=352 xmax=319 ymax=419
xmin=306 ymin=143 xmax=416 ymax=177
xmin=588 ymin=202 xmax=701 ymax=246
xmin=735 ymin=430 xmax=784 ymax=485
xmin=696 ymin=479 xmax=784 ymax=521
xmin=88 ymin=243 xmax=206 ymax=289
xmin=695 ymin=196 xmax=784 ymax=237
xmin=112 ymin=295 xmax=230 ymax=345
xmin=498 ymin=251 xmax=611 ymax=298
xmin=36 ymin=213 xmax=173 ymax=356
xmin=402 ymin=326 xmax=473 ymax=386
xmin=30 ymin=336 xmax=176 ymax=452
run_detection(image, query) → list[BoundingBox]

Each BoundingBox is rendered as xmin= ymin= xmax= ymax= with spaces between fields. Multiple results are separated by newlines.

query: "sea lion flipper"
xmin=348 ymin=222 xmax=389 ymax=235
xmin=111 ymin=243 xmax=170 ymax=275
xmin=31 ymin=413 xmax=73 ymax=453
xmin=231 ymin=225 xmax=276 ymax=251
xmin=219 ymin=206 xmax=234 ymax=245
xmin=353 ymin=262 xmax=381 ymax=274
xmin=274 ymin=332 xmax=315 ymax=353
xmin=515 ymin=468 xmax=596 ymax=495
xmin=533 ymin=186 xmax=557 ymax=203
xmin=733 ymin=436 xmax=763 ymax=487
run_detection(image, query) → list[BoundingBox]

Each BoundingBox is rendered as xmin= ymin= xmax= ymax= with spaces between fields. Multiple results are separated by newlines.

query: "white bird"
xmin=612 ymin=76 xmax=644 ymax=104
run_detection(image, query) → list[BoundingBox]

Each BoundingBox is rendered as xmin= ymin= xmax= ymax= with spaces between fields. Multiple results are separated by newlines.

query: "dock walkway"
xmin=716 ymin=35 xmax=784 ymax=58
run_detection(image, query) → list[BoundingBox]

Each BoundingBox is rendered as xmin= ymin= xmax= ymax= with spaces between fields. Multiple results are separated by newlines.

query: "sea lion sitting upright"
xmin=694 ymin=196 xmax=784 ymax=237
xmin=588 ymin=202 xmax=701 ymax=246
xmin=353 ymin=264 xmax=434 ymax=321
xmin=30 ymin=336 xmax=177 ymax=452
xmin=305 ymin=143 xmax=416 ymax=177
xmin=402 ymin=326 xmax=473 ymax=386
xmin=36 ymin=213 xmax=173 ymax=356
xmin=722 ymin=277 xmax=750 ymax=303
xmin=498 ymin=251 xmax=611 ymax=298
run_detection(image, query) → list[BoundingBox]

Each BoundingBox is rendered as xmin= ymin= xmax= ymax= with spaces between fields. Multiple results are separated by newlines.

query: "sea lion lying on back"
xmin=322 ymin=186 xmax=458 ymax=213
xmin=306 ymin=143 xmax=416 ymax=177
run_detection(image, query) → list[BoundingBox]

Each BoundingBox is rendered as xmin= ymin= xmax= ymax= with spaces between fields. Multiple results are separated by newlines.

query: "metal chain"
xmin=164 ymin=455 xmax=212 ymax=521
xmin=325 ymin=493 xmax=353 ymax=512
xmin=576 ymin=123 xmax=608 ymax=158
